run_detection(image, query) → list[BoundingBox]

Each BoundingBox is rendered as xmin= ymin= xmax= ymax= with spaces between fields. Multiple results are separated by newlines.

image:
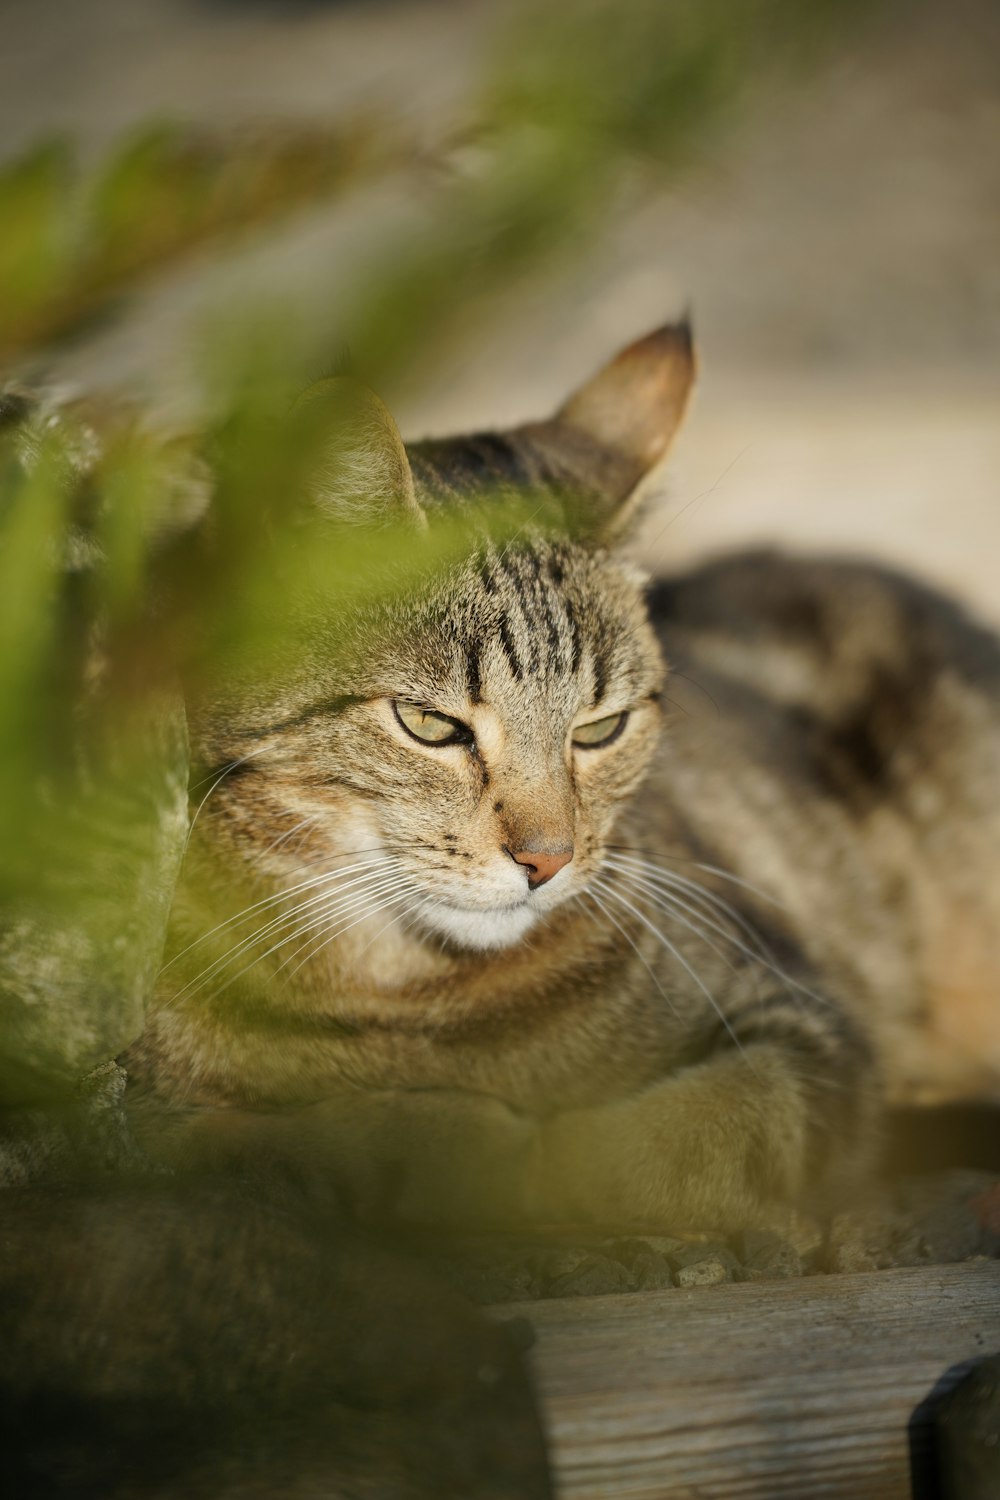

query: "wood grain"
xmin=496 ymin=1262 xmax=1000 ymax=1499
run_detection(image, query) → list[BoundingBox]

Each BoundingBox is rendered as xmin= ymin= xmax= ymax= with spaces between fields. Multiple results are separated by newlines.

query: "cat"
xmin=121 ymin=319 xmax=1000 ymax=1236
xmin=6 ymin=323 xmax=1000 ymax=1497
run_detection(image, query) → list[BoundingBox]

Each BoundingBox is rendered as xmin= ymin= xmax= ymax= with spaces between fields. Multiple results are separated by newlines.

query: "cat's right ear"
xmin=524 ymin=320 xmax=696 ymax=540
xmin=293 ymin=378 xmax=427 ymax=531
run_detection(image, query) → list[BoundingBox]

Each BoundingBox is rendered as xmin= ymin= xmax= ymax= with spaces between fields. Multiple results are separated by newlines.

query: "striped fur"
xmin=126 ymin=323 xmax=1000 ymax=1233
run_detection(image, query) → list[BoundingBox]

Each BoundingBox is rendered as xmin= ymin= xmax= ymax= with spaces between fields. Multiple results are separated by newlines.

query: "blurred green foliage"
xmin=0 ymin=122 xmax=385 ymax=364
xmin=0 ymin=0 xmax=884 ymax=1096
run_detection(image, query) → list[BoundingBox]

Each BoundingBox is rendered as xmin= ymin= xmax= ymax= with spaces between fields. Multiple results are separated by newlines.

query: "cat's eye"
xmin=572 ymin=711 xmax=629 ymax=749
xmin=393 ymin=700 xmax=473 ymax=747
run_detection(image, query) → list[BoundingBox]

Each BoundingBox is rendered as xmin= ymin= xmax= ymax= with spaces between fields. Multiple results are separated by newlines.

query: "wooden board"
xmin=496 ymin=1262 xmax=1000 ymax=1499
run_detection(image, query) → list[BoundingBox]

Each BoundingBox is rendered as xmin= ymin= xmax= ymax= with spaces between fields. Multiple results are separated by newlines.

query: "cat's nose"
xmin=508 ymin=846 xmax=574 ymax=889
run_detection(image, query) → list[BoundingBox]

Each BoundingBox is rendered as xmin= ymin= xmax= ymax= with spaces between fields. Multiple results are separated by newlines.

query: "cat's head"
xmin=194 ymin=324 xmax=695 ymax=953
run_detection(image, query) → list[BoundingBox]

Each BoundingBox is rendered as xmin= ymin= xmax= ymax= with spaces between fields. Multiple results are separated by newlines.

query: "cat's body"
xmin=124 ymin=324 xmax=1000 ymax=1232
xmin=8 ymin=322 xmax=1000 ymax=1494
xmin=648 ymin=551 xmax=1000 ymax=1112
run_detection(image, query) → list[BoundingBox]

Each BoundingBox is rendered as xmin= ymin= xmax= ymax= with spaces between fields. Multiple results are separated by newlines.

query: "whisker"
xmin=178 ymin=872 xmax=415 ymax=1006
xmin=604 ymin=857 xmax=834 ymax=1014
xmin=607 ymin=852 xmax=794 ymax=972
xmin=645 ymin=444 xmax=749 ymax=546
xmin=401 ymin=894 xmax=455 ymax=952
xmin=185 ymin=746 xmax=271 ymax=849
xmin=254 ymin=814 xmax=320 ymax=865
xmin=693 ymin=862 xmax=790 ymax=912
xmin=591 ymin=876 xmax=748 ymax=1061
xmin=231 ymin=838 xmax=428 ymax=881
xmin=593 ymin=876 xmax=851 ymax=1098
xmin=577 ymin=889 xmax=679 ymax=1017
xmin=354 ymin=894 xmax=429 ymax=960
xmin=605 ymin=844 xmax=789 ymax=913
xmin=605 ymin=857 xmax=765 ymax=963
xmin=165 ymin=863 xmax=404 ymax=1003
xmin=222 ymin=870 xmax=413 ymax=988
xmin=604 ymin=867 xmax=745 ymax=985
xmin=276 ymin=880 xmax=415 ymax=984
xmin=663 ymin=872 xmax=777 ymax=953
xmin=160 ymin=855 xmax=392 ymax=976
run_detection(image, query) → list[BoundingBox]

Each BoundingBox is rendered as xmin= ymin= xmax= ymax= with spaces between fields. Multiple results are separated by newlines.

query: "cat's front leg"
xmin=525 ymin=1004 xmax=879 ymax=1231
xmin=151 ymin=1085 xmax=540 ymax=1229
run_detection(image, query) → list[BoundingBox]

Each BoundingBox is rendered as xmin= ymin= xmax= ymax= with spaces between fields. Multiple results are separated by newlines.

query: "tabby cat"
xmin=125 ymin=322 xmax=1000 ymax=1233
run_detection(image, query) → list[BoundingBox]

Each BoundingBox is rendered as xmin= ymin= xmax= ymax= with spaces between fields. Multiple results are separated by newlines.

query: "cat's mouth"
xmin=413 ymin=895 xmax=541 ymax=952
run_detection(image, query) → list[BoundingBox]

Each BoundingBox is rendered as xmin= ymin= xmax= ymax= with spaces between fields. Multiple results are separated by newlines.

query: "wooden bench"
xmin=499 ymin=1262 xmax=1000 ymax=1498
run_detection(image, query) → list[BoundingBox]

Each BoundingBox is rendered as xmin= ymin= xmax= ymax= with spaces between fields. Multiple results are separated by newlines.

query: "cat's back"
xmin=648 ymin=548 xmax=1000 ymax=714
xmin=643 ymin=549 xmax=1000 ymax=1104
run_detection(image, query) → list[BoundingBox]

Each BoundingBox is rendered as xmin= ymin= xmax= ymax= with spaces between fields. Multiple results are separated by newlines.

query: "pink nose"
xmin=509 ymin=847 xmax=574 ymax=889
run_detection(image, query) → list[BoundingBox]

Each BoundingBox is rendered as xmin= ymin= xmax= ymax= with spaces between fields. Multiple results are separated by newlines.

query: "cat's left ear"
xmin=524 ymin=319 xmax=696 ymax=540
xmin=294 ymin=378 xmax=427 ymax=531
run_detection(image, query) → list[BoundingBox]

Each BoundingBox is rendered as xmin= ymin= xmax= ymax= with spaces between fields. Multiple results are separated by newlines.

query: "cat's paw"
xmin=528 ymin=1048 xmax=813 ymax=1232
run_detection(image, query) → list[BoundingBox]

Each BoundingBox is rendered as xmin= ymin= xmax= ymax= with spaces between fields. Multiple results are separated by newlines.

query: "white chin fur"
xmin=416 ymin=899 xmax=540 ymax=951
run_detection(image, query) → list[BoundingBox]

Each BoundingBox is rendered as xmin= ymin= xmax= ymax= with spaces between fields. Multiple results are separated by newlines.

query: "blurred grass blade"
xmin=0 ymin=118 xmax=391 ymax=364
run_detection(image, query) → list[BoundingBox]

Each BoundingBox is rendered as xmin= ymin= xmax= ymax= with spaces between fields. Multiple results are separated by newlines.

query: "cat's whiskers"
xmin=176 ymin=871 xmax=414 ymax=1006
xmin=160 ymin=854 xmax=392 ymax=976
xmin=412 ymin=894 xmax=458 ymax=955
xmin=330 ymin=882 xmax=461 ymax=981
xmin=611 ymin=854 xmax=771 ymax=935
xmin=184 ymin=746 xmax=273 ymax=852
xmin=254 ymin=814 xmax=320 ymax=866
xmin=355 ymin=894 xmax=429 ymax=962
xmin=398 ymin=899 xmax=444 ymax=948
xmin=605 ymin=869 xmax=858 ymax=1097
xmin=230 ymin=868 xmax=414 ymax=986
xmin=602 ymin=865 xmax=743 ymax=980
xmin=605 ymin=855 xmax=836 ymax=1014
xmin=575 ymin=889 xmax=679 ymax=1017
xmin=606 ymin=843 xmax=790 ymax=913
xmin=243 ymin=837 xmax=429 ymax=882
xmin=605 ymin=857 xmax=764 ymax=965
xmin=275 ymin=876 xmax=419 ymax=984
xmin=590 ymin=875 xmax=748 ymax=1058
xmin=165 ymin=860 xmax=405 ymax=1004
xmin=692 ymin=862 xmax=791 ymax=912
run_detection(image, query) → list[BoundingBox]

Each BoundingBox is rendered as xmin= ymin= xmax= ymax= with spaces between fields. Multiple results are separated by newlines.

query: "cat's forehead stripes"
xmin=439 ymin=539 xmax=648 ymax=715
xmin=388 ymin=418 xmax=667 ymax=718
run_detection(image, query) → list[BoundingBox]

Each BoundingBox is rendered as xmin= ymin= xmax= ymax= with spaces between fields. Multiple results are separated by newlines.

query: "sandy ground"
xmin=2 ymin=0 xmax=998 ymax=619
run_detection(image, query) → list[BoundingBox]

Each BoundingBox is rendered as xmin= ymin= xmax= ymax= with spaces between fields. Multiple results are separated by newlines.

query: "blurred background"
xmin=1 ymin=0 xmax=998 ymax=614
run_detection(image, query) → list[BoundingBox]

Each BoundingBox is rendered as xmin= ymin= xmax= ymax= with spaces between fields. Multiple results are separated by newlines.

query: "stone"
xmin=641 ymin=1234 xmax=704 ymax=1260
xmin=736 ymin=1230 xmax=803 ymax=1281
xmin=603 ymin=1237 xmax=677 ymax=1289
xmin=674 ymin=1256 xmax=732 ymax=1288
xmin=824 ymin=1209 xmax=897 ymax=1274
xmin=432 ymin=1251 xmax=541 ymax=1305
xmin=538 ymin=1249 xmax=633 ymax=1299
xmin=629 ymin=1250 xmax=676 ymax=1291
xmin=782 ymin=1210 xmax=826 ymax=1262
xmin=669 ymin=1245 xmax=739 ymax=1288
xmin=606 ymin=1236 xmax=660 ymax=1269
